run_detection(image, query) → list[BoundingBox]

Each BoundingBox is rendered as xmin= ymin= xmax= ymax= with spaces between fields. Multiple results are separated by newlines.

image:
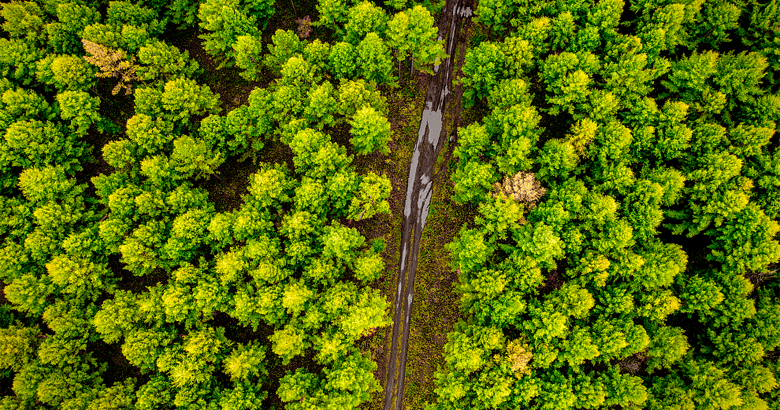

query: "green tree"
xmin=0 ymin=38 xmax=42 ymax=86
xmin=348 ymin=172 xmax=391 ymax=221
xmin=82 ymin=23 xmax=151 ymax=54
xmin=446 ymin=228 xmax=494 ymax=274
xmin=56 ymin=91 xmax=102 ymax=136
xmin=198 ymin=0 xmax=259 ymax=67
xmin=169 ymin=135 xmax=224 ymax=180
xmin=537 ymin=139 xmax=579 ymax=183
xmin=501 ymin=36 xmax=534 ymax=78
xmin=303 ymin=39 xmax=331 ymax=74
xmin=601 ymin=36 xmax=662 ymax=105
xmin=336 ymin=79 xmax=387 ymax=118
xmin=638 ymin=3 xmax=687 ymax=55
xmin=36 ymin=54 xmax=96 ymax=92
xmin=348 ymin=105 xmax=392 ymax=155
xmin=223 ymin=342 xmax=267 ymax=381
xmin=462 ymin=42 xmax=505 ymax=108
xmin=282 ymin=280 xmax=314 ymax=316
xmin=263 ymin=29 xmax=304 ymax=74
xmin=487 ymin=103 xmax=542 ymax=175
xmin=443 ymin=325 xmax=504 ymax=376
xmin=0 ymin=87 xmax=53 ymax=128
xmin=280 ymin=55 xmax=317 ymax=90
xmin=241 ymin=0 xmax=275 ymax=25
xmin=635 ymin=240 xmax=687 ymax=290
xmin=474 ymin=0 xmax=515 ymax=32
xmin=125 ymin=113 xmax=175 ymax=156
xmin=386 ymin=5 xmax=446 ymax=75
xmin=17 ymin=165 xmax=77 ymax=203
xmin=678 ymin=275 xmax=725 ymax=316
xmin=315 ymin=0 xmax=350 ymax=33
xmin=645 ymin=326 xmax=690 ymax=373
xmin=278 ymin=368 xmax=319 ymax=404
xmin=356 ymin=32 xmax=394 ymax=84
xmin=224 ymin=89 xmax=272 ymax=152
xmin=353 ymin=251 xmax=384 ymax=282
xmin=0 ymin=1 xmax=44 ymax=43
xmin=289 ymin=128 xmax=351 ymax=179
xmin=671 ymin=150 xmax=749 ymax=236
xmin=0 ymin=326 xmax=39 ymax=371
xmin=602 ymin=367 xmax=648 ymax=407
xmin=46 ymin=3 xmax=100 ymax=54
xmin=3 ymin=120 xmax=85 ymax=172
xmin=327 ymin=170 xmax=360 ymax=213
xmin=329 ymin=41 xmax=357 ymax=80
xmin=513 ymin=221 xmax=565 ymax=269
xmin=452 ymin=162 xmax=498 ymax=204
xmin=219 ymin=382 xmax=268 ymax=410
xmin=708 ymin=203 xmax=780 ymax=275
xmin=683 ymin=360 xmax=744 ymax=410
xmin=453 ymin=123 xmax=492 ymax=163
xmin=727 ymin=123 xmax=774 ymax=158
xmin=321 ymin=351 xmax=381 ymax=405
xmin=304 ymin=81 xmax=337 ymax=129
xmin=122 ymin=328 xmax=175 ymax=371
xmin=538 ymin=374 xmax=576 ymax=410
xmin=233 ymin=34 xmax=263 ymax=81
xmin=294 ymin=177 xmax=328 ymax=215
xmin=474 ymin=193 xmax=524 ymax=241
xmin=106 ymin=1 xmax=164 ymax=35
xmin=321 ymin=222 xmax=365 ymax=266
xmin=270 ymin=324 xmax=309 ymax=365
xmin=541 ymin=52 xmax=596 ymax=116
xmin=160 ymin=78 xmax=221 ymax=125
xmin=558 ymin=326 xmax=600 ymax=368
xmin=46 ymin=255 xmax=112 ymax=300
xmin=137 ymin=40 xmax=200 ymax=83
xmin=88 ymin=379 xmax=137 ymax=410
xmin=344 ymin=1 xmax=388 ymax=44
xmin=165 ymin=208 xmax=213 ymax=261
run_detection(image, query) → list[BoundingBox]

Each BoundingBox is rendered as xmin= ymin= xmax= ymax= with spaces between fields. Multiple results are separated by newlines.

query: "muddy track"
xmin=382 ymin=1 xmax=473 ymax=409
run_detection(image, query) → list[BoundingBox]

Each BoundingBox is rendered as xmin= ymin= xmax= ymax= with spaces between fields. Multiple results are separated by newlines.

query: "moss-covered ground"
xmin=401 ymin=173 xmax=477 ymax=409
xmin=355 ymin=70 xmax=429 ymax=408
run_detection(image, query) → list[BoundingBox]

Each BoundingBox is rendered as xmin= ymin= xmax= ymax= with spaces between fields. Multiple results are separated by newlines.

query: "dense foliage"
xmin=0 ymin=0 xmax=445 ymax=409
xmin=7 ymin=0 xmax=778 ymax=408
xmin=431 ymin=0 xmax=780 ymax=409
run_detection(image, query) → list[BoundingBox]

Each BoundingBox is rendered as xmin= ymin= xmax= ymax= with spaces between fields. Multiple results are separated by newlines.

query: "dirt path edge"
xmin=382 ymin=2 xmax=474 ymax=409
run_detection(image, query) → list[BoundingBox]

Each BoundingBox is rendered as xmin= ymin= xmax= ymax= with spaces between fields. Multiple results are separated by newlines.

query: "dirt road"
xmin=382 ymin=1 xmax=473 ymax=409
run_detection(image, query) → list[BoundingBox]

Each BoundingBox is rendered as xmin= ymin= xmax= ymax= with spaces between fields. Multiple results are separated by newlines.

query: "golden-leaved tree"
xmin=82 ymin=39 xmax=139 ymax=95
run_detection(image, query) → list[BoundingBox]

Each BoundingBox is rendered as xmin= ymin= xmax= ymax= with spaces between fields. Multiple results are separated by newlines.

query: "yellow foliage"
xmin=504 ymin=338 xmax=533 ymax=378
xmin=567 ymin=118 xmax=598 ymax=157
xmin=493 ymin=171 xmax=547 ymax=204
xmin=81 ymin=39 xmax=139 ymax=95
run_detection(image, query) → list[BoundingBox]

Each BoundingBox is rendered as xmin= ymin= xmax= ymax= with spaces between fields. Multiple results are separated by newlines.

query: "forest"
xmin=0 ymin=0 xmax=778 ymax=409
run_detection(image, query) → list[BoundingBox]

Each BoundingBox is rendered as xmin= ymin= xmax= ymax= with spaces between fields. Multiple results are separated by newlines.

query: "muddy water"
xmin=382 ymin=1 xmax=473 ymax=409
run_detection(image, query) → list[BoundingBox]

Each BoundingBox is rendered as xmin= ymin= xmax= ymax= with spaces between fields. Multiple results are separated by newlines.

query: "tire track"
xmin=382 ymin=1 xmax=473 ymax=409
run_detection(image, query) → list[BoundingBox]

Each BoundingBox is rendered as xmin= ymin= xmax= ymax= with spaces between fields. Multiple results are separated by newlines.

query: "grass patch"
xmin=401 ymin=17 xmax=480 ymax=403
xmin=355 ymin=73 xmax=428 ymax=409
xmin=402 ymin=168 xmax=477 ymax=409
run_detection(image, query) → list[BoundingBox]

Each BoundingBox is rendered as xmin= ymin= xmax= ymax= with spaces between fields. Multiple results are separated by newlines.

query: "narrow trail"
xmin=382 ymin=1 xmax=473 ymax=409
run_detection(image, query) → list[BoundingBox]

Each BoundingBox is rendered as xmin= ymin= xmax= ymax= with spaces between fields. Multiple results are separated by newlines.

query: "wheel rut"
xmin=382 ymin=1 xmax=473 ymax=409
